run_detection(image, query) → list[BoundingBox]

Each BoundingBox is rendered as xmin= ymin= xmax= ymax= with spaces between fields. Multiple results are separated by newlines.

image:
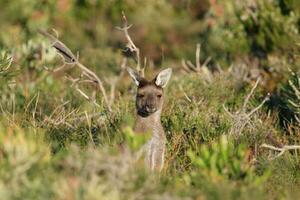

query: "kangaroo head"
xmin=127 ymin=68 xmax=172 ymax=117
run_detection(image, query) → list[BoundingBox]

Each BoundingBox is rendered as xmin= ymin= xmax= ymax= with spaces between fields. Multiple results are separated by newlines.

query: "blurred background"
xmin=1 ymin=0 xmax=300 ymax=119
xmin=1 ymin=0 xmax=299 ymax=79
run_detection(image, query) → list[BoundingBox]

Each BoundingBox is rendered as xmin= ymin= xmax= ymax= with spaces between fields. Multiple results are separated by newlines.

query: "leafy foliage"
xmin=188 ymin=135 xmax=254 ymax=180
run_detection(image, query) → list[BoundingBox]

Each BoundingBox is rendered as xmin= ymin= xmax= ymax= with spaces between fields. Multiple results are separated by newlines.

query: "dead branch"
xmin=116 ymin=12 xmax=143 ymax=77
xmin=196 ymin=43 xmax=201 ymax=69
xmin=179 ymin=85 xmax=192 ymax=103
xmin=181 ymin=43 xmax=212 ymax=83
xmin=242 ymin=77 xmax=260 ymax=112
xmin=39 ymin=29 xmax=111 ymax=112
xmin=223 ymin=78 xmax=270 ymax=136
xmin=261 ymin=143 xmax=300 ymax=160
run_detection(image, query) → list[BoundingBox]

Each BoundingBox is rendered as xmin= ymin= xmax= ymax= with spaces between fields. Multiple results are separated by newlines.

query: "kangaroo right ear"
xmin=127 ymin=67 xmax=141 ymax=86
xmin=155 ymin=68 xmax=172 ymax=88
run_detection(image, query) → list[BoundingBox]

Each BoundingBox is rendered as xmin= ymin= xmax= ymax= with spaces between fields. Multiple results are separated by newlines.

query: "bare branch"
xmin=224 ymin=78 xmax=269 ymax=136
xmin=222 ymin=104 xmax=234 ymax=118
xmin=261 ymin=143 xmax=300 ymax=160
xmin=202 ymin=57 xmax=211 ymax=68
xmin=76 ymin=87 xmax=90 ymax=100
xmin=187 ymin=61 xmax=197 ymax=72
xmin=116 ymin=12 xmax=143 ymax=76
xmin=39 ymin=30 xmax=111 ymax=112
xmin=181 ymin=59 xmax=191 ymax=73
xmin=242 ymin=78 xmax=260 ymax=112
xmin=181 ymin=43 xmax=212 ymax=83
xmin=196 ymin=43 xmax=201 ymax=69
xmin=179 ymin=85 xmax=192 ymax=103
xmin=77 ymin=62 xmax=109 ymax=110
xmin=247 ymin=93 xmax=270 ymax=117
xmin=38 ymin=29 xmax=77 ymax=64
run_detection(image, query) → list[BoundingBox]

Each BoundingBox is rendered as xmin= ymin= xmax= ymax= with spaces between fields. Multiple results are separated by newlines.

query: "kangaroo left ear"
xmin=154 ymin=68 xmax=172 ymax=88
xmin=127 ymin=67 xmax=142 ymax=86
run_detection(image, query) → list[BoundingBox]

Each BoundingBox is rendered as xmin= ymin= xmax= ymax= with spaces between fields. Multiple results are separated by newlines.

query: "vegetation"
xmin=0 ymin=0 xmax=300 ymax=199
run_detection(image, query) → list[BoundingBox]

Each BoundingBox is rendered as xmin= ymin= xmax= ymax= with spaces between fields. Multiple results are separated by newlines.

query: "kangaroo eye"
xmin=157 ymin=94 xmax=162 ymax=98
xmin=138 ymin=94 xmax=145 ymax=98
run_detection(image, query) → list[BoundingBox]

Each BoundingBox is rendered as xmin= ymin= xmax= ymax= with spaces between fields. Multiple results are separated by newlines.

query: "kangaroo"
xmin=127 ymin=67 xmax=172 ymax=172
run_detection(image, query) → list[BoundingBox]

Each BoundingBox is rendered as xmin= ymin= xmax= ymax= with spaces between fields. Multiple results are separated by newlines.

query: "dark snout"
xmin=145 ymin=105 xmax=157 ymax=113
xmin=137 ymin=104 xmax=158 ymax=117
xmin=144 ymin=95 xmax=158 ymax=114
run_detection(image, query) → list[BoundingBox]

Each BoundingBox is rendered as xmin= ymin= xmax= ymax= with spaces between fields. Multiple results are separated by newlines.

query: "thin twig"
xmin=196 ymin=43 xmax=201 ymax=69
xmin=247 ymin=93 xmax=270 ymax=117
xmin=179 ymin=85 xmax=192 ymax=103
xmin=243 ymin=78 xmax=260 ymax=112
xmin=222 ymin=104 xmax=234 ymax=118
xmin=77 ymin=62 xmax=109 ymax=109
xmin=181 ymin=59 xmax=191 ymax=73
xmin=32 ymin=91 xmax=40 ymax=122
xmin=66 ymin=75 xmax=100 ymax=107
xmin=261 ymin=143 xmax=300 ymax=160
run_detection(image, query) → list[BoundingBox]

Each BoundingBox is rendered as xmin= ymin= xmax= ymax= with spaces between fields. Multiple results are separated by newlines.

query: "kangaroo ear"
xmin=155 ymin=68 xmax=172 ymax=88
xmin=127 ymin=67 xmax=141 ymax=86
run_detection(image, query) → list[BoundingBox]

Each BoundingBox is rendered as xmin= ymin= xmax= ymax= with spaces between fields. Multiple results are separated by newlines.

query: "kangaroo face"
xmin=136 ymin=83 xmax=163 ymax=117
xmin=127 ymin=68 xmax=172 ymax=117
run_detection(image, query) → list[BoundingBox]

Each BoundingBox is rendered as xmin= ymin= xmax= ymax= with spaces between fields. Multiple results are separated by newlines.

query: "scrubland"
xmin=0 ymin=0 xmax=300 ymax=199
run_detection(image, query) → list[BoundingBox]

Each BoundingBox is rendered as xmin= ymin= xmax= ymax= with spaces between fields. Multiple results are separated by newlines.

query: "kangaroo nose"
xmin=145 ymin=105 xmax=156 ymax=113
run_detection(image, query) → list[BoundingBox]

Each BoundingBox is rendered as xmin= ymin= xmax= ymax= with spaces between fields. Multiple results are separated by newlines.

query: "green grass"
xmin=1 ymin=52 xmax=300 ymax=199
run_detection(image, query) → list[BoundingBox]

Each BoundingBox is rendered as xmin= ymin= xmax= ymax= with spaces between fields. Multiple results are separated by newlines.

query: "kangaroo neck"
xmin=137 ymin=110 xmax=161 ymax=124
xmin=135 ymin=110 xmax=162 ymax=133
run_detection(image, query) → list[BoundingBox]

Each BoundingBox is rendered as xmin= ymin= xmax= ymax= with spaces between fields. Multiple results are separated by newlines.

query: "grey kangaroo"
xmin=127 ymin=67 xmax=172 ymax=171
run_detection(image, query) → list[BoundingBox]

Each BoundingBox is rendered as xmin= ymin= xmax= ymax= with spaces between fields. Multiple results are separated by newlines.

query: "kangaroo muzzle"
xmin=145 ymin=105 xmax=157 ymax=113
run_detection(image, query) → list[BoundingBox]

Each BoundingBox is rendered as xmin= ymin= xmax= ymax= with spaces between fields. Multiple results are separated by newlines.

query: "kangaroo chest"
xmin=134 ymin=114 xmax=165 ymax=139
xmin=134 ymin=114 xmax=166 ymax=171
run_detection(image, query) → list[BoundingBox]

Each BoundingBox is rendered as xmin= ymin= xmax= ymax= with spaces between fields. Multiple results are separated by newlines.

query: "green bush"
xmin=187 ymin=135 xmax=268 ymax=182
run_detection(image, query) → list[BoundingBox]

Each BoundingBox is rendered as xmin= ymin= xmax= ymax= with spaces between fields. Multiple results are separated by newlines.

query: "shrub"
xmin=187 ymin=135 xmax=261 ymax=181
